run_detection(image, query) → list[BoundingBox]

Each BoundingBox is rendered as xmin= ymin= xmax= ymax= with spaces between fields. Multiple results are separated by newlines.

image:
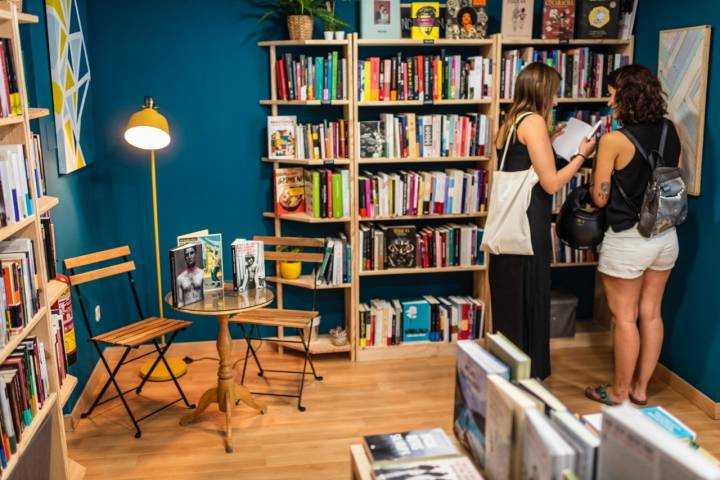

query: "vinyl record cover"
xmin=361 ymin=0 xmax=402 ymax=39
xmin=170 ymin=242 xmax=204 ymax=308
xmin=445 ymin=0 xmax=488 ymax=39
xmin=501 ymin=0 xmax=534 ymax=40
xmin=410 ymin=2 xmax=440 ymax=40
xmin=359 ymin=121 xmax=385 ymax=158
xmin=542 ymin=0 xmax=576 ymax=39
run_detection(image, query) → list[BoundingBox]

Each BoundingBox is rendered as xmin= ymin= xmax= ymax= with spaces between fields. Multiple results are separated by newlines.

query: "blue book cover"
xmin=641 ymin=406 xmax=696 ymax=442
xmin=402 ymin=299 xmax=430 ymax=342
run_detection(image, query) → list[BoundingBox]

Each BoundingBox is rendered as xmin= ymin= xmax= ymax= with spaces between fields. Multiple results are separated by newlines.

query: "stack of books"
xmin=358 ymin=168 xmax=488 ymax=219
xmin=358 ymin=54 xmax=493 ymax=102
xmin=500 ymin=49 xmax=631 ymax=99
xmin=0 ymin=239 xmax=40 ymax=347
xmin=358 ymin=295 xmax=485 ymax=348
xmin=359 ymin=113 xmax=492 ymax=159
xmin=275 ymin=52 xmax=348 ymax=101
xmin=0 ymin=337 xmax=51 ymax=470
xmin=453 ymin=335 xmax=720 ymax=480
xmin=359 ymin=224 xmax=484 ymax=272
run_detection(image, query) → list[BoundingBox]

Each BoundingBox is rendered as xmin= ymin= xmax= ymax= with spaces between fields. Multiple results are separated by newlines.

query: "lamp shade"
xmin=124 ymin=100 xmax=171 ymax=150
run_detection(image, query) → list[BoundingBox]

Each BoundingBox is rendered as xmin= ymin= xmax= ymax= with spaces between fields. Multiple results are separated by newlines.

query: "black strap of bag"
xmin=612 ymin=119 xmax=670 ymax=214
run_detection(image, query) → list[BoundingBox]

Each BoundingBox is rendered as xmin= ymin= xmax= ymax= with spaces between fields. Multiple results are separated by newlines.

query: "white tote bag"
xmin=481 ymin=112 xmax=539 ymax=255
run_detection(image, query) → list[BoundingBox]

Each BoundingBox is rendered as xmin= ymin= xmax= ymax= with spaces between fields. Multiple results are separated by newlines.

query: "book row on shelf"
xmin=273 ymin=167 xmax=351 ymax=219
xmin=275 ymin=52 xmax=348 ymax=101
xmin=0 ymin=38 xmax=19 ymax=119
xmin=552 ymin=167 xmax=592 ymax=213
xmin=268 ymin=116 xmax=347 ymax=161
xmin=358 ymin=223 xmax=484 ymax=272
xmin=500 ymin=49 xmax=631 ymax=100
xmin=551 ymin=223 xmax=598 ymax=265
xmin=359 ymin=113 xmax=492 ymax=159
xmin=358 ymin=53 xmax=494 ymax=102
xmin=358 ymin=295 xmax=485 ymax=348
xmin=358 ymin=168 xmax=488 ymax=219
xmin=0 ymin=143 xmax=43 ymax=228
xmin=363 ymin=326 xmax=719 ymax=479
xmin=0 ymin=239 xmax=39 ymax=347
xmin=0 ymin=336 xmax=50 ymax=471
xmin=315 ymin=234 xmax=351 ymax=286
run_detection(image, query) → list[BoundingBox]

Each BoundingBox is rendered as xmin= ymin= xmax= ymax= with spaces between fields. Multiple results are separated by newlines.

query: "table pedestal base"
xmin=178 ymin=313 xmax=265 ymax=453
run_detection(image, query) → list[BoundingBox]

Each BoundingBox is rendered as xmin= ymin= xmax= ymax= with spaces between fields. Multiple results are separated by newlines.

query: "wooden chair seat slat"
xmin=230 ymin=308 xmax=318 ymax=329
xmin=93 ymin=317 xmax=192 ymax=347
xmin=69 ymin=261 xmax=136 ymax=286
xmin=96 ymin=317 xmax=168 ymax=342
xmin=253 ymin=236 xmax=325 ymax=248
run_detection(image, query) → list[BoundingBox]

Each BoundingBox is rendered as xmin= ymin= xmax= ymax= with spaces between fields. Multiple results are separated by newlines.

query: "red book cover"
xmin=542 ymin=0 xmax=576 ymax=40
xmin=339 ymin=119 xmax=346 ymax=158
xmin=325 ymin=169 xmax=333 ymax=218
xmin=370 ymin=57 xmax=380 ymax=101
xmin=277 ymin=59 xmax=287 ymax=100
xmin=417 ymin=55 xmax=424 ymax=100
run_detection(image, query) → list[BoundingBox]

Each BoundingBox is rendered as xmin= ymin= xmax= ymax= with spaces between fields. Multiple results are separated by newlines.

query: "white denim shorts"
xmin=598 ymin=225 xmax=679 ymax=279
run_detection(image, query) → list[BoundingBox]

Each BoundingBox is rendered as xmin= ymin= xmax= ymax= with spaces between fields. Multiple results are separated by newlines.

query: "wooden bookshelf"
xmin=358 ymin=99 xmax=492 ymax=107
xmin=266 ymin=274 xmax=351 ymax=290
xmin=47 ymin=278 xmax=68 ymax=306
xmin=358 ymin=155 xmax=490 ymax=165
xmin=0 ymin=5 xmax=76 ymax=478
xmin=356 ymin=341 xmax=458 ymax=362
xmin=260 ymin=156 xmax=351 ymax=166
xmin=356 ymin=38 xmax=494 ymax=47
xmin=502 ymin=38 xmax=633 ymax=46
xmin=499 ymin=97 xmax=611 ymax=104
xmin=359 ymin=265 xmax=486 ymax=277
xmin=358 ymin=212 xmax=486 ymax=222
xmin=263 ymin=212 xmax=351 ymax=223
xmin=259 ymin=38 xmax=356 ymax=358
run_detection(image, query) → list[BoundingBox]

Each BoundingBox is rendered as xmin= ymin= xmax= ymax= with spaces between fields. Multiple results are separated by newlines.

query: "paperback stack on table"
xmin=363 ymin=427 xmax=483 ymax=479
xmin=359 ymin=224 xmax=484 ymax=272
xmin=359 ymin=113 xmax=492 ymax=159
xmin=358 ymin=168 xmax=489 ymax=219
xmin=274 ymin=52 xmax=348 ymax=101
xmin=358 ymin=295 xmax=485 ymax=348
xmin=358 ymin=53 xmax=493 ymax=102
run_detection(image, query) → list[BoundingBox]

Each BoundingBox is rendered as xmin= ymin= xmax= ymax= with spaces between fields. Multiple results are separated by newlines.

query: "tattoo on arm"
xmin=599 ymin=182 xmax=610 ymax=201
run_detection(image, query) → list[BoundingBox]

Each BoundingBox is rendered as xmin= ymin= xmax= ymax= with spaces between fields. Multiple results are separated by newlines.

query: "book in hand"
xmin=523 ymin=409 xmax=576 ymax=480
xmin=364 ymin=428 xmax=458 ymax=466
xmin=501 ymin=0 xmax=534 ymax=40
xmin=231 ymin=239 xmax=266 ymax=292
xmin=267 ymin=115 xmax=296 ymax=160
xmin=552 ymin=117 xmax=600 ymax=161
xmin=486 ymin=331 xmax=531 ymax=381
xmin=177 ymin=230 xmax=223 ymax=292
xmin=445 ymin=0 xmax=489 ymax=39
xmin=373 ymin=456 xmax=484 ymax=480
xmin=453 ymin=341 xmax=510 ymax=469
xmin=551 ymin=410 xmax=600 ymax=480
xmin=576 ymin=0 xmax=620 ymax=39
xmin=274 ymin=167 xmax=305 ymax=215
xmin=485 ymin=374 xmax=543 ymax=480
xmin=169 ymin=243 xmax=204 ymax=308
xmin=598 ymin=403 xmax=720 ymax=480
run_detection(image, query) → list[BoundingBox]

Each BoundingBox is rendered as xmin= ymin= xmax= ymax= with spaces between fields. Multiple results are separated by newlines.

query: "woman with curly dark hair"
xmin=585 ymin=65 xmax=681 ymax=406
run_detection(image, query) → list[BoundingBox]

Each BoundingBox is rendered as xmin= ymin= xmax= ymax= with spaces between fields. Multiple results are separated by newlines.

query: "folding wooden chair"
xmin=230 ymin=236 xmax=324 ymax=411
xmin=65 ymin=246 xmax=195 ymax=438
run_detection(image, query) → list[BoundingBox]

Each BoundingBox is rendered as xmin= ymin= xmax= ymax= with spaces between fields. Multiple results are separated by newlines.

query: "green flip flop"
xmin=585 ymin=384 xmax=621 ymax=406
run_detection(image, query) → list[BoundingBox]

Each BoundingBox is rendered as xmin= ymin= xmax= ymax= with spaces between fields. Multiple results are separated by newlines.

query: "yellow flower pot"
xmin=279 ymin=261 xmax=302 ymax=280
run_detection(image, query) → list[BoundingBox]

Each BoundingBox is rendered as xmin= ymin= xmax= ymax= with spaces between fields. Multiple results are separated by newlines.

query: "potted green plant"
xmin=257 ymin=0 xmax=350 ymax=41
xmin=277 ymin=245 xmax=303 ymax=279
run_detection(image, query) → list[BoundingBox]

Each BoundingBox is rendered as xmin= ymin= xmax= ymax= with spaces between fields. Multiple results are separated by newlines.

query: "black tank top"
xmin=607 ymin=120 xmax=681 ymax=232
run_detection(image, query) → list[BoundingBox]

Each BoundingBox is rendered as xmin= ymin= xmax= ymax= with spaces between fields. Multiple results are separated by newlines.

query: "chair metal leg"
xmin=89 ymin=346 xmax=142 ymax=438
xmin=303 ymin=325 xmax=323 ymax=381
xmin=152 ymin=333 xmax=195 ymax=408
xmin=82 ymin=345 xmax=132 ymax=418
xmin=135 ymin=343 xmax=166 ymax=395
xmin=296 ymin=330 xmax=311 ymax=412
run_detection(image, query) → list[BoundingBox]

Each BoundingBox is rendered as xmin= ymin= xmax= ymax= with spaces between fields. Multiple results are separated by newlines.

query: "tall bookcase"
xmin=258 ymin=33 xmax=635 ymax=363
xmin=0 ymin=4 xmax=78 ymax=479
xmin=258 ymin=39 xmax=357 ymax=359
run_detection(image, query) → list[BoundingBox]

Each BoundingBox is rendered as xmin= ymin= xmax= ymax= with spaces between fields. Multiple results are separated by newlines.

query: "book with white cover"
xmin=523 ymin=409 xmax=576 ymax=480
xmin=517 ymin=378 xmax=567 ymax=414
xmin=453 ymin=341 xmax=510 ymax=469
xmin=373 ymin=456 xmax=484 ymax=480
xmin=551 ymin=410 xmax=600 ymax=480
xmin=485 ymin=374 xmax=542 ymax=480
xmin=552 ymin=117 xmax=601 ymax=161
xmin=486 ymin=331 xmax=531 ymax=380
xmin=598 ymin=403 xmax=720 ymax=480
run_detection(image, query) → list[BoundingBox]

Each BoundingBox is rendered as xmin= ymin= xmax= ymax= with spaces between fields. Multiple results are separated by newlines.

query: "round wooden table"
xmin=166 ymin=286 xmax=274 ymax=453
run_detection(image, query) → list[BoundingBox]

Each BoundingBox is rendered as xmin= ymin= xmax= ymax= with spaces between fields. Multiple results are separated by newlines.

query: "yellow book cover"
xmin=363 ymin=60 xmax=372 ymax=101
xmin=411 ymin=2 xmax=440 ymax=40
xmin=435 ymin=59 xmax=443 ymax=100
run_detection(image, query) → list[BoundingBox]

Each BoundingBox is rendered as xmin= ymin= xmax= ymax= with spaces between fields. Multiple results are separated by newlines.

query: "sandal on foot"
xmin=585 ymin=385 xmax=621 ymax=406
xmin=629 ymin=393 xmax=648 ymax=406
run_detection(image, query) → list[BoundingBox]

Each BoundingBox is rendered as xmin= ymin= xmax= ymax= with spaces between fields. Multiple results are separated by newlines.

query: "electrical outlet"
xmin=95 ymin=305 xmax=101 ymax=322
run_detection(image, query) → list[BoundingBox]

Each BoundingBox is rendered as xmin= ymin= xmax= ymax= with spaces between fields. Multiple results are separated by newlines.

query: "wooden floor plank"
xmin=67 ymin=340 xmax=720 ymax=479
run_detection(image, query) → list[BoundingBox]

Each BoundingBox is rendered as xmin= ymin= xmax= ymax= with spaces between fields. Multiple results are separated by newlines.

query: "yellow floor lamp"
xmin=124 ymin=97 xmax=187 ymax=381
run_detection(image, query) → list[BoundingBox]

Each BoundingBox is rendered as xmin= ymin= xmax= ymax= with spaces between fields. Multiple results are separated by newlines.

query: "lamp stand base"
xmin=140 ymin=356 xmax=188 ymax=382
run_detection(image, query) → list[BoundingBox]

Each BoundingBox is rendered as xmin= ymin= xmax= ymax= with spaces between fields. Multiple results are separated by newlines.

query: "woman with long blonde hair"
xmin=490 ymin=63 xmax=596 ymax=379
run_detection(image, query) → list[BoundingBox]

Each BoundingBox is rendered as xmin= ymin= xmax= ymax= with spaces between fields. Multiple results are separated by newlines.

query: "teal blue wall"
xmin=631 ymin=1 xmax=720 ymax=402
xmin=25 ymin=0 xmax=719 ymax=412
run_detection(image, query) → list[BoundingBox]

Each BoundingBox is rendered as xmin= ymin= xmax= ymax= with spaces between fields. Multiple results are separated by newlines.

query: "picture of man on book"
xmin=176 ymin=245 xmax=203 ymax=307
xmin=240 ymin=253 xmax=260 ymax=291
